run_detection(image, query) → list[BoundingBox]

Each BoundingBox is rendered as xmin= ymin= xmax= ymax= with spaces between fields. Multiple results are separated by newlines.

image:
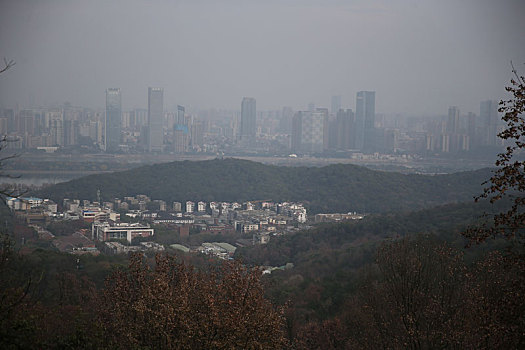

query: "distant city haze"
xmin=1 ymin=0 xmax=524 ymax=115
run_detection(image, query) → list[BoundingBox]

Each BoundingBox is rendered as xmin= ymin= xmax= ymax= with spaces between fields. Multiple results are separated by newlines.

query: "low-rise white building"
xmin=186 ymin=201 xmax=195 ymax=213
xmin=92 ymin=222 xmax=154 ymax=243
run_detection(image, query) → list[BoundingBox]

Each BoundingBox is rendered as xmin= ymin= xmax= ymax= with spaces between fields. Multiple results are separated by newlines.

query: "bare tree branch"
xmin=0 ymin=136 xmax=23 ymax=200
xmin=0 ymin=58 xmax=15 ymax=74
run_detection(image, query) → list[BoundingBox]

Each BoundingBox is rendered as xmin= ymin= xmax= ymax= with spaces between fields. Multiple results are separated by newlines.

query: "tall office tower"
xmin=331 ymin=95 xmax=342 ymax=115
xmin=105 ymin=88 xmax=122 ymax=152
xmin=446 ymin=106 xmax=460 ymax=134
xmin=240 ymin=97 xmax=256 ymax=145
xmin=480 ymin=100 xmax=499 ymax=146
xmin=336 ymin=109 xmax=355 ymax=150
xmin=148 ymin=87 xmax=164 ymax=152
xmin=177 ymin=105 xmax=186 ymax=125
xmin=174 ymin=105 xmax=191 ymax=153
xmin=355 ymin=91 xmax=375 ymax=151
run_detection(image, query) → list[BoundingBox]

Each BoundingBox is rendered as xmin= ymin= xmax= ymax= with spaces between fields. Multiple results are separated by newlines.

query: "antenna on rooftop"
xmin=97 ymin=189 xmax=101 ymax=205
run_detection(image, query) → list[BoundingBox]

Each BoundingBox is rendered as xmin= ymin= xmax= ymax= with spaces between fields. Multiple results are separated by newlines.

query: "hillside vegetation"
xmin=34 ymin=158 xmax=492 ymax=214
xmin=235 ymin=199 xmax=512 ymax=327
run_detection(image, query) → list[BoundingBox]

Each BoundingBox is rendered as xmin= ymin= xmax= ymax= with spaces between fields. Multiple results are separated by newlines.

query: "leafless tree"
xmin=0 ymin=58 xmax=15 ymax=74
xmin=0 ymin=58 xmax=20 ymax=199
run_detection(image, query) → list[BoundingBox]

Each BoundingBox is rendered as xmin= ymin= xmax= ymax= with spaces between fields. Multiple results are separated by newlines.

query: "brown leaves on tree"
xmin=295 ymin=236 xmax=525 ymax=349
xmin=465 ymin=65 xmax=525 ymax=245
xmin=99 ymin=253 xmax=288 ymax=349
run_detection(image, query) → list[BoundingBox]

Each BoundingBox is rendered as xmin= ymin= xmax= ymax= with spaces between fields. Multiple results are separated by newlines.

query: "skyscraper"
xmin=177 ymin=105 xmax=185 ymax=125
xmin=105 ymin=88 xmax=121 ymax=152
xmin=148 ymin=87 xmax=164 ymax=152
xmin=240 ymin=97 xmax=256 ymax=145
xmin=447 ymin=106 xmax=460 ymax=134
xmin=174 ymin=105 xmax=189 ymax=153
xmin=355 ymin=91 xmax=375 ymax=151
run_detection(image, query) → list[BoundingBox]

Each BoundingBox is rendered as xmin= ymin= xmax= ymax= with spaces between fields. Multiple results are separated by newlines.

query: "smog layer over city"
xmin=0 ymin=1 xmax=524 ymax=349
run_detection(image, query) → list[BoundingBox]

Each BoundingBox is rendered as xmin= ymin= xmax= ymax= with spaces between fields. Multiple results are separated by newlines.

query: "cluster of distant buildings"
xmin=0 ymin=87 xmax=502 ymax=157
xmin=291 ymin=94 xmax=502 ymax=155
xmin=7 ymin=194 xmax=314 ymax=256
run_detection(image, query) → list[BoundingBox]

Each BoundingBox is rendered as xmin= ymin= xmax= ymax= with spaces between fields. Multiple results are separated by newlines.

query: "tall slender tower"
xmin=148 ymin=87 xmax=164 ymax=152
xmin=447 ymin=106 xmax=460 ymax=134
xmin=240 ymin=97 xmax=256 ymax=145
xmin=355 ymin=91 xmax=375 ymax=151
xmin=105 ymin=88 xmax=121 ymax=152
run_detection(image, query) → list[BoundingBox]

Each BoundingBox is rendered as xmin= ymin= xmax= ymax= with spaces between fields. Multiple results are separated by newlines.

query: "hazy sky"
xmin=0 ymin=0 xmax=524 ymax=115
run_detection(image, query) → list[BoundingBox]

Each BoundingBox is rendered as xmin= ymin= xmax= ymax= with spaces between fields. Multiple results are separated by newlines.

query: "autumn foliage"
xmin=293 ymin=236 xmax=525 ymax=349
xmin=99 ymin=254 xmax=287 ymax=349
xmin=466 ymin=66 xmax=525 ymax=245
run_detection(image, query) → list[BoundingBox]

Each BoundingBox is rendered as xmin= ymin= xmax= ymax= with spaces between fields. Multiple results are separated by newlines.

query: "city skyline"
xmin=0 ymin=88 xmax=504 ymax=155
xmin=1 ymin=0 xmax=524 ymax=114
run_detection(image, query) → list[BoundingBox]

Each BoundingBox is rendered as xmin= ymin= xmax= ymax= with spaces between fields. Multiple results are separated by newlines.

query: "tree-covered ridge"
xmin=34 ymin=158 xmax=492 ymax=214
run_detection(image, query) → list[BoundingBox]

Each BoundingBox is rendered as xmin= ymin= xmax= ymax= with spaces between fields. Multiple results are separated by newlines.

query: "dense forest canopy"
xmin=34 ymin=158 xmax=492 ymax=214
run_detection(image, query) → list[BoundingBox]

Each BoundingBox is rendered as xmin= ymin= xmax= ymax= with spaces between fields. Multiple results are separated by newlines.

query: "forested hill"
xmin=34 ymin=158 xmax=492 ymax=214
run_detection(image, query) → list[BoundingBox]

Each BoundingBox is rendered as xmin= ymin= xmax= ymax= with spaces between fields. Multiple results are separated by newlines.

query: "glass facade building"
xmin=355 ymin=91 xmax=375 ymax=151
xmin=148 ymin=87 xmax=164 ymax=152
xmin=105 ymin=88 xmax=121 ymax=152
xmin=240 ymin=97 xmax=256 ymax=145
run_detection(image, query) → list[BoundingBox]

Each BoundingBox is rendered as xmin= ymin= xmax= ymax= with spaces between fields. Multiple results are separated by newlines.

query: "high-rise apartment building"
xmin=105 ymin=88 xmax=121 ymax=152
xmin=240 ymin=97 xmax=256 ymax=145
xmin=148 ymin=87 xmax=164 ymax=152
xmin=291 ymin=110 xmax=327 ymax=154
xmin=355 ymin=91 xmax=375 ymax=151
